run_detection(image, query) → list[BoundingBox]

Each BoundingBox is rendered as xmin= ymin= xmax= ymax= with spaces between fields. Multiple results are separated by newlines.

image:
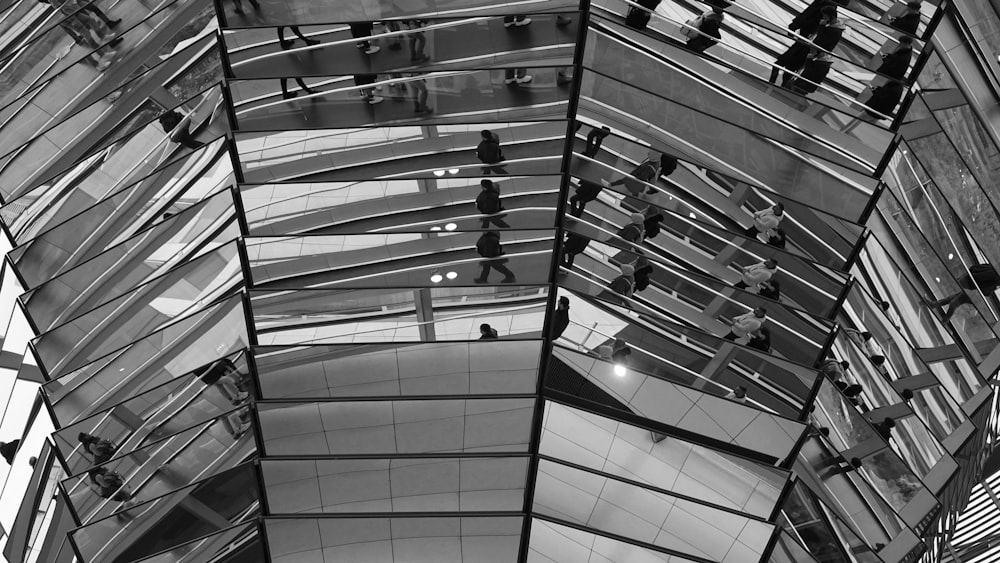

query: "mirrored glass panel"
xmin=262 ymin=457 xmax=528 ymax=513
xmin=258 ymin=398 xmax=535 ymax=455
xmin=528 ymin=517 xmax=699 ymax=562
xmin=254 ymin=341 xmax=540 ymax=398
xmin=131 ymin=522 xmax=263 ymax=563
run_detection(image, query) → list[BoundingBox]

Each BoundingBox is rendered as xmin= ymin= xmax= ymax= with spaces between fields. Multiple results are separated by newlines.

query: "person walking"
xmin=789 ymin=0 xmax=835 ymax=38
xmin=479 ymin=323 xmax=499 ymax=339
xmin=725 ymin=386 xmax=749 ymax=404
xmin=87 ymin=467 xmax=138 ymax=508
xmin=625 ymin=0 xmax=662 ymax=31
xmin=476 ymin=180 xmax=509 ymax=228
xmin=757 ymin=279 xmax=781 ymax=300
xmin=562 ymin=232 xmax=591 ymax=269
xmin=277 ymin=26 xmax=320 ymax=49
xmin=503 ymin=15 xmax=532 ymax=28
xmin=770 ymin=40 xmax=812 ymax=87
xmin=195 ymin=358 xmax=248 ymax=405
xmin=889 ymin=1 xmax=922 ymax=35
xmin=231 ymin=0 xmax=260 ymax=14
xmin=474 ymin=231 xmax=516 ymax=283
xmin=354 ymin=74 xmax=384 ymax=104
xmin=584 ymin=126 xmax=611 ymax=157
xmin=477 ymin=130 xmax=508 ymax=174
xmin=724 ymin=307 xmax=767 ymax=341
xmin=601 ymin=150 xmax=661 ymax=196
xmin=616 ymin=213 xmax=646 ymax=245
xmin=876 ymin=36 xmax=914 ymax=80
xmin=818 ymin=356 xmax=849 ymax=381
xmin=569 ymin=179 xmax=603 ymax=217
xmin=608 ymin=264 xmax=636 ymax=301
xmin=409 ymin=72 xmax=432 ymax=114
xmin=925 ymin=263 xmax=1000 ymax=321
xmin=280 ymin=77 xmax=318 ymax=100
xmin=406 ymin=20 xmax=429 ymax=62
xmin=747 ymin=327 xmax=771 ymax=352
xmin=811 ymin=6 xmax=847 ymax=54
xmin=350 ymin=21 xmax=381 ymax=54
xmin=643 ymin=208 xmax=664 ymax=240
xmin=684 ymin=9 xmax=724 ymax=54
xmin=874 ymin=417 xmax=896 ymax=440
xmin=789 ymin=52 xmax=834 ymax=95
xmin=864 ymin=80 xmax=905 ymax=119
xmin=745 ymin=203 xmax=784 ymax=237
xmin=78 ymin=433 xmax=117 ymax=464
xmin=158 ymin=110 xmax=204 ymax=150
xmin=633 ymin=258 xmax=654 ymax=292
xmin=765 ymin=228 xmax=787 ymax=249
xmin=551 ymin=296 xmax=571 ymax=339
xmin=734 ymin=258 xmax=778 ymax=289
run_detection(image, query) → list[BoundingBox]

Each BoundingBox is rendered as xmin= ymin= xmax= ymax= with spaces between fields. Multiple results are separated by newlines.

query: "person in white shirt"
xmin=724 ymin=307 xmax=767 ymax=341
xmin=745 ymin=202 xmax=784 ymax=238
xmin=734 ymin=258 xmax=778 ymax=289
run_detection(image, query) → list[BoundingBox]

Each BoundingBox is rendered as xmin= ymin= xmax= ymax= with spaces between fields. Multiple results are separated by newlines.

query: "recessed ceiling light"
xmin=446 ymin=271 xmax=458 ymax=279
xmin=433 ymin=170 xmax=446 ymax=177
xmin=448 ymin=168 xmax=459 ymax=174
xmin=445 ymin=223 xmax=457 ymax=231
xmin=430 ymin=273 xmax=443 ymax=283
xmin=431 ymin=226 xmax=442 ymax=231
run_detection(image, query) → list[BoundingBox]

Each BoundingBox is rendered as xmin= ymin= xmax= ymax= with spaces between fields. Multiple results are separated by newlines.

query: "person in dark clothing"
xmin=789 ymin=52 xmax=834 ymax=95
xmin=770 ymin=40 xmax=812 ymax=86
xmin=811 ymin=6 xmax=847 ymax=54
xmin=584 ymin=126 xmax=612 ymax=157
xmin=686 ymin=10 xmax=724 ymax=54
xmin=477 ymin=130 xmax=508 ymax=175
xmin=562 ymin=232 xmax=591 ymax=269
xmin=477 ymin=180 xmax=509 ymax=228
xmin=40 ymin=0 xmax=121 ymax=27
xmin=758 ymin=279 xmax=781 ymax=301
xmin=608 ymin=264 xmax=636 ymax=301
xmin=633 ymin=260 xmax=654 ymax=292
xmin=158 ymin=110 xmax=204 ymax=150
xmin=0 ymin=439 xmax=20 ymax=465
xmin=926 ymin=263 xmax=1000 ymax=321
xmin=643 ymin=209 xmax=664 ymax=240
xmin=602 ymin=150 xmax=661 ymax=196
xmin=354 ymin=74 xmax=384 ymax=104
xmin=280 ymin=77 xmax=318 ymax=100
xmin=766 ymin=228 xmax=787 ymax=249
xmin=87 ymin=467 xmax=136 ymax=506
xmin=79 ymin=433 xmax=117 ymax=464
xmin=659 ymin=153 xmax=678 ymax=178
xmin=874 ymin=417 xmax=896 ymax=440
xmin=789 ymin=0 xmax=834 ymax=38
xmin=569 ymin=179 xmax=603 ymax=217
xmin=350 ymin=22 xmax=381 ymax=54
xmin=625 ymin=0 xmax=662 ymax=31
xmin=474 ymin=231 xmax=516 ymax=283
xmin=196 ymin=358 xmax=248 ymax=405
xmin=479 ymin=323 xmax=499 ymax=339
xmin=864 ymin=81 xmax=905 ymax=119
xmin=889 ymin=1 xmax=922 ymax=35
xmin=406 ymin=20 xmax=429 ymax=63
xmin=876 ymin=36 xmax=914 ymax=80
xmin=616 ymin=213 xmax=646 ymax=245
xmin=824 ymin=456 xmax=863 ymax=476
xmin=747 ymin=327 xmax=771 ymax=352
xmin=278 ymin=26 xmax=320 ymax=49
xmin=551 ymin=296 xmax=570 ymax=339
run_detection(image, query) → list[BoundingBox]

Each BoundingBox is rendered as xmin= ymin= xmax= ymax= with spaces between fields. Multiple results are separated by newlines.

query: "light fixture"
xmin=689 ymin=212 xmax=696 ymax=219
xmin=433 ymin=170 xmax=446 ymax=177
xmin=431 ymin=226 xmax=442 ymax=231
xmin=613 ymin=364 xmax=627 ymax=377
xmin=444 ymin=223 xmax=457 ymax=231
xmin=948 ymin=253 xmax=954 ymax=259
xmin=448 ymin=168 xmax=460 ymax=175
xmin=430 ymin=271 xmax=444 ymax=283
xmin=446 ymin=271 xmax=458 ymax=279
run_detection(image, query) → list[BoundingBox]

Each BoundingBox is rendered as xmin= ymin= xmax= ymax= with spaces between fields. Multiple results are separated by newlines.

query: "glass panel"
xmin=32 ymin=243 xmax=242 ymax=374
xmin=528 ymin=518 xmax=697 ymax=562
xmin=254 ymin=341 xmax=540 ymax=398
xmin=262 ymin=457 xmax=529 ymax=513
xmin=251 ymin=286 xmax=548 ymax=344
xmin=540 ymin=401 xmax=788 ymax=519
xmin=218 ymin=0 xmax=577 ymax=23
xmin=52 ymin=350 xmax=253 ymax=474
xmin=43 ymin=295 xmax=249 ymax=425
xmin=263 ymin=516 xmax=523 ymax=563
xmin=533 ymin=458 xmax=773 ymax=560
xmin=257 ymin=399 xmax=535 ymax=455
xmin=131 ymin=523 xmax=263 ymax=563
xmin=240 ymin=177 xmax=561 ymax=235
xmin=69 ymin=463 xmax=260 ymax=563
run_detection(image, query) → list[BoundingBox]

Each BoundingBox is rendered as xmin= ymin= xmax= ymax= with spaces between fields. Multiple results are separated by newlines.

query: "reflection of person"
xmin=474 ymin=231 xmax=516 ymax=283
xmin=602 ymin=151 xmax=661 ymax=197
xmin=569 ymin=179 xmax=603 ymax=217
xmin=476 ymin=180 xmax=509 ymax=228
xmin=79 ymin=433 xmax=117 ymax=464
xmin=231 ymin=0 xmax=260 ymax=14
xmin=685 ymin=10 xmax=724 ymax=54
xmin=195 ymin=359 xmax=249 ymax=406
xmin=822 ymin=455 xmax=862 ymax=477
xmin=876 ymin=37 xmax=914 ymax=80
xmin=747 ymin=327 xmax=771 ymax=352
xmin=849 ymin=330 xmax=886 ymax=367
xmin=864 ymin=81 xmax=905 ymax=119
xmin=479 ymin=323 xmax=499 ymax=339
xmin=757 ymin=279 xmax=781 ymax=301
xmin=734 ymin=259 xmax=778 ymax=290
xmin=477 ymin=130 xmax=508 ymax=175
xmin=766 ymin=228 xmax=787 ymax=249
xmin=88 ymin=467 xmax=137 ymax=507
xmin=607 ymin=264 xmax=636 ymax=300
xmin=818 ymin=356 xmax=849 ymax=381
xmin=0 ymin=439 xmax=20 ymax=465
xmin=789 ymin=52 xmax=834 ymax=95
xmin=409 ymin=72 xmax=432 ymax=114
xmin=551 ymin=297 xmax=570 ymax=339
xmin=350 ymin=22 xmax=381 ymax=54
xmin=278 ymin=26 xmax=319 ymax=49
xmin=354 ymin=74 xmax=384 ymax=105
xmin=811 ymin=6 xmax=846 ymax=54
xmin=725 ymin=386 xmax=748 ymax=404
xmin=770 ymin=40 xmax=810 ymax=87
xmin=625 ymin=0 xmax=661 ymax=31
xmin=220 ymin=407 xmax=252 ymax=440
xmin=583 ymin=126 xmax=611 ymax=158
xmin=616 ymin=213 xmax=646 ymax=245
xmin=888 ymin=1 xmax=922 ymax=35
xmin=643 ymin=208 xmax=664 ymax=239
xmin=724 ymin=307 xmax=766 ymax=341
xmin=158 ymin=110 xmax=204 ymax=150
xmin=789 ymin=0 xmax=837 ymax=37
xmin=280 ymin=77 xmax=317 ymax=100
xmin=561 ymin=232 xmax=591 ymax=269
xmin=874 ymin=417 xmax=896 ymax=440
xmin=925 ymin=263 xmax=1000 ymax=321
xmin=406 ymin=20 xmax=429 ymax=62
xmin=745 ymin=203 xmax=784 ymax=237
